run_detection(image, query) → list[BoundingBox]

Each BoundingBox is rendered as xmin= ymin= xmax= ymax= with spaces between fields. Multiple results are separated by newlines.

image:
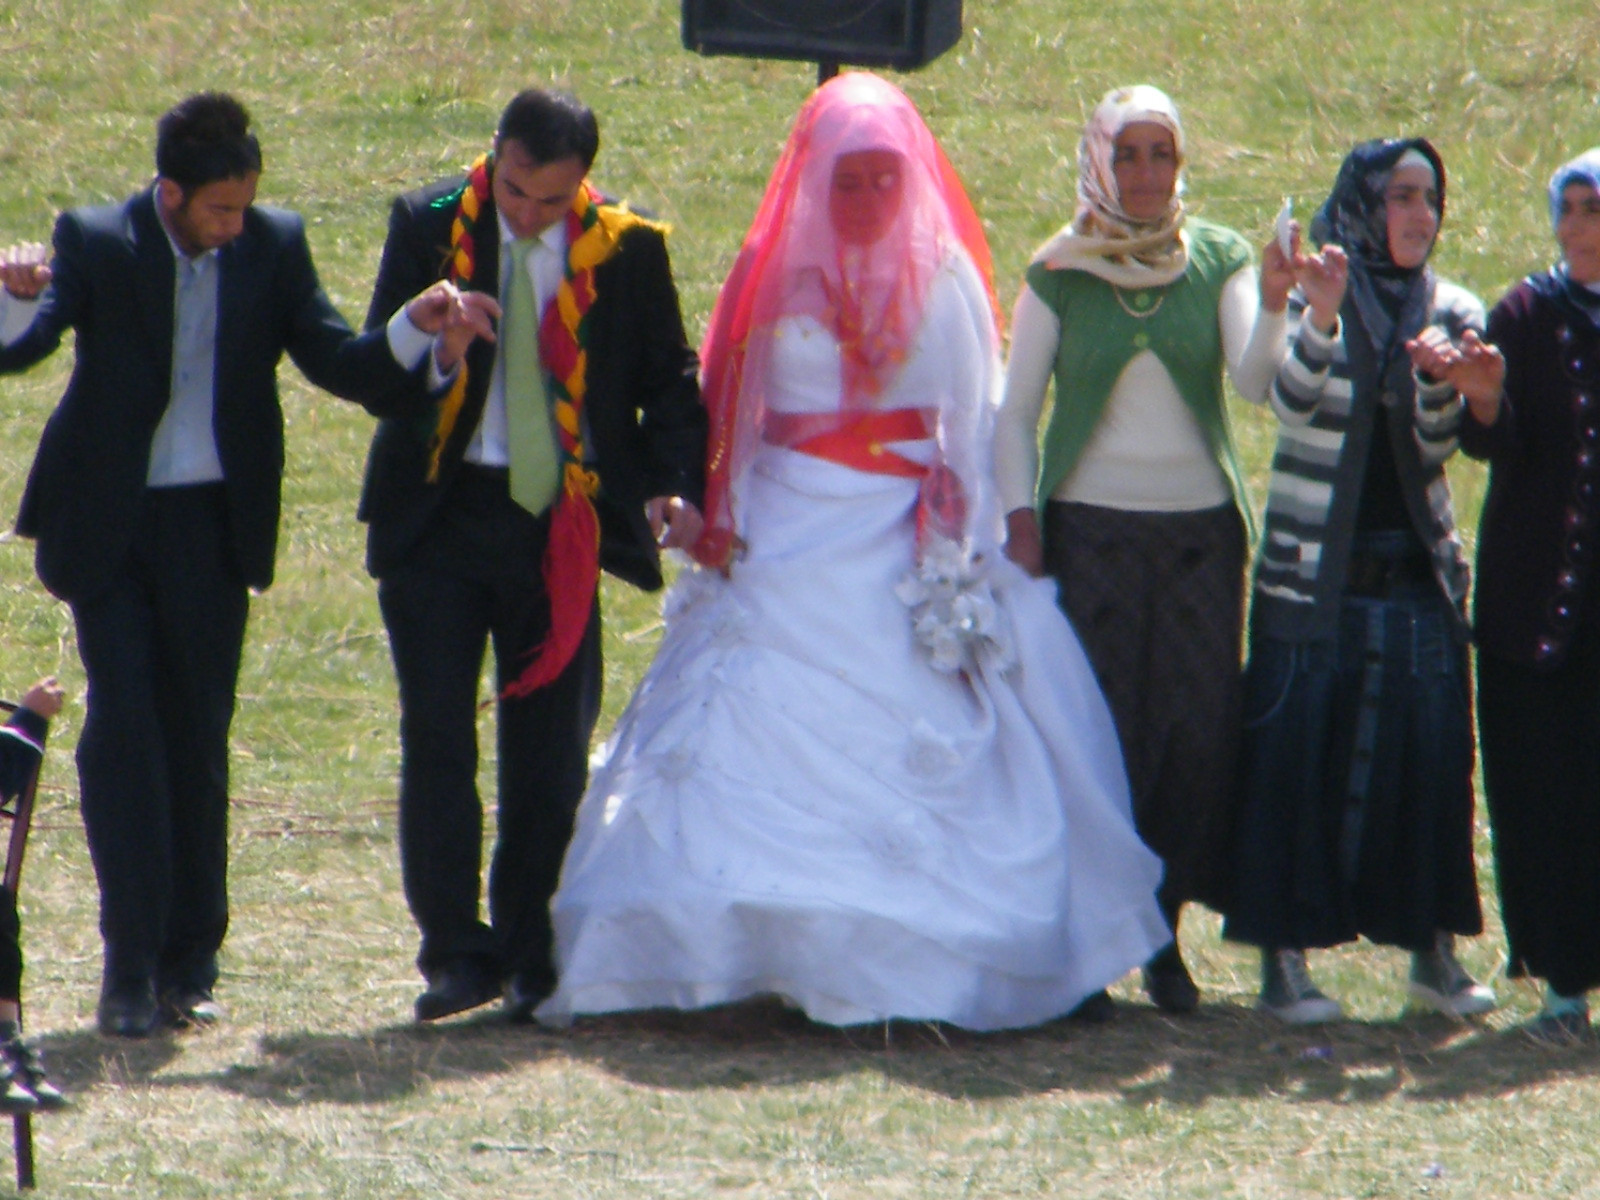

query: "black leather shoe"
xmin=414 ymin=962 xmax=500 ymax=1023
xmin=162 ymin=988 xmax=226 ymax=1030
xmin=503 ymin=974 xmax=553 ymax=1024
xmin=1067 ymin=989 xmax=1116 ymax=1024
xmin=97 ymin=980 xmax=160 ymax=1039
xmin=1143 ymin=944 xmax=1201 ymax=1015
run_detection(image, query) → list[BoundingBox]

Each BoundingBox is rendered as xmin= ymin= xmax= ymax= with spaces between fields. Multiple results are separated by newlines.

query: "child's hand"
xmin=19 ymin=678 xmax=64 ymax=720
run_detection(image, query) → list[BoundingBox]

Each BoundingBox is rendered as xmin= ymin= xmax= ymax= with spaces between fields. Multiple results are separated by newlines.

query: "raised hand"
xmin=1258 ymin=222 xmax=1300 ymax=315
xmin=0 ymin=242 xmax=52 ymax=299
xmin=405 ymin=280 xmax=469 ymax=335
xmin=19 ymin=676 xmax=64 ymax=720
xmin=1296 ymin=243 xmax=1348 ymax=334
xmin=436 ymin=288 xmax=501 ymax=372
xmin=401 ymin=281 xmax=502 ymax=372
xmin=1406 ymin=326 xmax=1505 ymax=422
xmin=1258 ymin=226 xmax=1346 ymax=335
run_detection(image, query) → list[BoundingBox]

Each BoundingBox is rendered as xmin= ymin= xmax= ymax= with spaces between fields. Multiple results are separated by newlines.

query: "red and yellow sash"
xmin=435 ymin=153 xmax=662 ymax=696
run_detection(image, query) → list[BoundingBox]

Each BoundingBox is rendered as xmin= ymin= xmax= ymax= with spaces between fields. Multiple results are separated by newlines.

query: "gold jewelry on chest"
xmin=1112 ymin=284 xmax=1165 ymax=319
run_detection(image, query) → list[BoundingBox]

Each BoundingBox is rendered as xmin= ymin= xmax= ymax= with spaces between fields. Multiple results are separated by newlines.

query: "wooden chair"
xmin=0 ymin=699 xmax=43 ymax=1191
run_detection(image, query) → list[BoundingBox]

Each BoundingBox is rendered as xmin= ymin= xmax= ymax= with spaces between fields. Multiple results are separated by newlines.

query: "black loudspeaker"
xmin=682 ymin=0 xmax=962 ymax=71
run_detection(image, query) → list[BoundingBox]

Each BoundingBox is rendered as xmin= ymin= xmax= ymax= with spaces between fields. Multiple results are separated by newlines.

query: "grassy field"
xmin=2 ymin=0 xmax=1600 ymax=1196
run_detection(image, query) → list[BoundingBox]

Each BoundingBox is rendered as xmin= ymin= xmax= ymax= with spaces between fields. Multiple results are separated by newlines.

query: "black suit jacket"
xmin=358 ymin=177 xmax=706 ymax=591
xmin=3 ymin=188 xmax=422 ymax=603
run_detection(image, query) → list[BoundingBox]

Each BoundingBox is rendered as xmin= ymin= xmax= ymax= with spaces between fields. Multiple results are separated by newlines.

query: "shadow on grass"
xmin=30 ymin=1028 xmax=184 ymax=1092
xmin=541 ymin=997 xmax=1600 ymax=1106
xmin=30 ymin=997 xmax=1600 ymax=1108
xmin=191 ymin=1017 xmax=575 ymax=1106
xmin=31 ymin=1012 xmax=565 ymax=1106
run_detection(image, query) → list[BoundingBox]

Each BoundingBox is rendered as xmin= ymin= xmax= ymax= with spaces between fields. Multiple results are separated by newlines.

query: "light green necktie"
xmin=503 ymin=237 xmax=561 ymax=514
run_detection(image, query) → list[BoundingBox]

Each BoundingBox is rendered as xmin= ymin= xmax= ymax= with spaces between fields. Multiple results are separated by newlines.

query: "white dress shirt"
xmin=387 ymin=211 xmax=568 ymax=467
xmin=146 ymin=223 xmax=225 ymax=486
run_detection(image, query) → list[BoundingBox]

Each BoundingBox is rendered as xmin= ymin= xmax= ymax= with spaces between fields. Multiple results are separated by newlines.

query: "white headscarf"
xmin=1031 ymin=84 xmax=1189 ymax=287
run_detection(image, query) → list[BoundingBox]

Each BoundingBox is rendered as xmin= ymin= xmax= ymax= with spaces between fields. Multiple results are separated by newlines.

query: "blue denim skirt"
xmin=1224 ymin=580 xmax=1482 ymax=952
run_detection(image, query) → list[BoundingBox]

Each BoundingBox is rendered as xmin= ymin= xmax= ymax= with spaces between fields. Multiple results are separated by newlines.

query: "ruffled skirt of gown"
xmin=538 ymin=449 xmax=1168 ymax=1031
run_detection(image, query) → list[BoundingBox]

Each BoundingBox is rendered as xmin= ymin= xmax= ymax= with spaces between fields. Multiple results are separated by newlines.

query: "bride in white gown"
xmin=538 ymin=72 xmax=1169 ymax=1031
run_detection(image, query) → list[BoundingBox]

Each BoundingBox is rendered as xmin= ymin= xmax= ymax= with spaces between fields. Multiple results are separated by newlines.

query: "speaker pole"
xmin=817 ymin=60 xmax=839 ymax=85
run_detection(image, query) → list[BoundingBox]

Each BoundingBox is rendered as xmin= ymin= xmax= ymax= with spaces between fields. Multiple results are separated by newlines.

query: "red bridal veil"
xmin=692 ymin=72 xmax=1000 ymax=567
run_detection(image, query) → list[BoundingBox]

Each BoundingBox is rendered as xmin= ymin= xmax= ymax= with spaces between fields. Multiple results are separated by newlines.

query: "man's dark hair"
xmin=155 ymin=92 xmax=263 ymax=193
xmin=496 ymin=89 xmax=599 ymax=171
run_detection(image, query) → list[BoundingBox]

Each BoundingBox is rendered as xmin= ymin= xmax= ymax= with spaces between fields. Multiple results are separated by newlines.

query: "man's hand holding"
xmin=646 ymin=496 xmax=705 ymax=551
xmin=432 ymin=287 xmax=501 ymax=374
xmin=19 ymin=677 xmax=64 ymax=721
xmin=0 ymin=243 xmax=51 ymax=300
xmin=402 ymin=281 xmax=503 ymax=374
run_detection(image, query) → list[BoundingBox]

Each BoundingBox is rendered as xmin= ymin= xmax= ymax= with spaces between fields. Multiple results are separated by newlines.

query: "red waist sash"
xmin=761 ymin=407 xmax=936 ymax=478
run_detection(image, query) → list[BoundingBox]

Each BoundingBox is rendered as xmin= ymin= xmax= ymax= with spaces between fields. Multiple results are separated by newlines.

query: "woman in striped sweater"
xmin=1225 ymin=138 xmax=1497 ymax=1024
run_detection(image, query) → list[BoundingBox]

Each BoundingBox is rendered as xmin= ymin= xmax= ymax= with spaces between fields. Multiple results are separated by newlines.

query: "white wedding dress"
xmin=539 ymin=258 xmax=1168 ymax=1031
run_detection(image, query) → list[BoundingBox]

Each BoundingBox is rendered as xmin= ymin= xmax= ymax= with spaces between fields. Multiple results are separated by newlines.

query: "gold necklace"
xmin=1112 ymin=285 xmax=1165 ymax=319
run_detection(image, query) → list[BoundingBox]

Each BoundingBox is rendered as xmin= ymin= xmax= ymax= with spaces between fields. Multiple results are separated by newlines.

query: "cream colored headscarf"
xmin=1031 ymin=84 xmax=1189 ymax=287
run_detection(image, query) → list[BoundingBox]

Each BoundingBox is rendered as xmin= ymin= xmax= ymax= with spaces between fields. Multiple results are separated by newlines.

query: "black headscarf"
xmin=1310 ymin=138 xmax=1445 ymax=382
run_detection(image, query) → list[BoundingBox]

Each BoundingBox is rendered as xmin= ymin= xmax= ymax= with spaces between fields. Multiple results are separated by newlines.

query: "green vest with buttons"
xmin=1026 ymin=217 xmax=1254 ymax=519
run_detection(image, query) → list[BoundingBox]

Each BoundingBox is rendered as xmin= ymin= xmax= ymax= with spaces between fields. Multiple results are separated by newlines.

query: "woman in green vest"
xmin=995 ymin=84 xmax=1305 ymax=1017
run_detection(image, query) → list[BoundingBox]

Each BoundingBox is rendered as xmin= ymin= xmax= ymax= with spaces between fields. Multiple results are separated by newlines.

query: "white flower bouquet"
xmin=894 ymin=535 xmax=1015 ymax=674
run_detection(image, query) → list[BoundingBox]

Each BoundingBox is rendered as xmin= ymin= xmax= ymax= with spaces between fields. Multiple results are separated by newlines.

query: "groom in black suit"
xmin=0 ymin=92 xmax=491 ymax=1037
xmin=361 ymin=88 xmax=706 ymax=1023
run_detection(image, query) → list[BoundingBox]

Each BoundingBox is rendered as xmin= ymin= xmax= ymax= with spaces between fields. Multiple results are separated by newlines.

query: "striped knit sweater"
xmin=1249 ymin=279 xmax=1484 ymax=642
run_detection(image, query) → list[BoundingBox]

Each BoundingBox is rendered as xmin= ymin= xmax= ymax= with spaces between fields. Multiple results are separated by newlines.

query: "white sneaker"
xmin=1260 ymin=948 xmax=1343 ymax=1024
xmin=1408 ymin=933 xmax=1496 ymax=1017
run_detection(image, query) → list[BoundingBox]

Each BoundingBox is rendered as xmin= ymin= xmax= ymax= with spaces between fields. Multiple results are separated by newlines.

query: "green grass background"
xmin=2 ymin=1 xmax=1600 ymax=1196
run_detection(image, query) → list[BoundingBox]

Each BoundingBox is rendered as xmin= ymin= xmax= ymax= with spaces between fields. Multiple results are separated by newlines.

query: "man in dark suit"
xmin=362 ymin=88 xmax=706 ymax=1023
xmin=0 ymin=92 xmax=492 ymax=1037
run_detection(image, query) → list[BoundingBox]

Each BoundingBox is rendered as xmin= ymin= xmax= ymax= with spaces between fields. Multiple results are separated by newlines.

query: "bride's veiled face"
xmin=829 ymin=149 xmax=905 ymax=246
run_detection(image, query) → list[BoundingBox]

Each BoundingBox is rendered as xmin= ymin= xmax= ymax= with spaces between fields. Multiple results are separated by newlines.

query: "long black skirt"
xmin=1479 ymin=600 xmax=1600 ymax=997
xmin=1042 ymin=500 xmax=1246 ymax=915
xmin=1225 ymin=583 xmax=1482 ymax=952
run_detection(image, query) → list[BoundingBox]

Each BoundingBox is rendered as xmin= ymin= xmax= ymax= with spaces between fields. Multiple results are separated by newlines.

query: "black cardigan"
xmin=1461 ymin=274 xmax=1600 ymax=668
